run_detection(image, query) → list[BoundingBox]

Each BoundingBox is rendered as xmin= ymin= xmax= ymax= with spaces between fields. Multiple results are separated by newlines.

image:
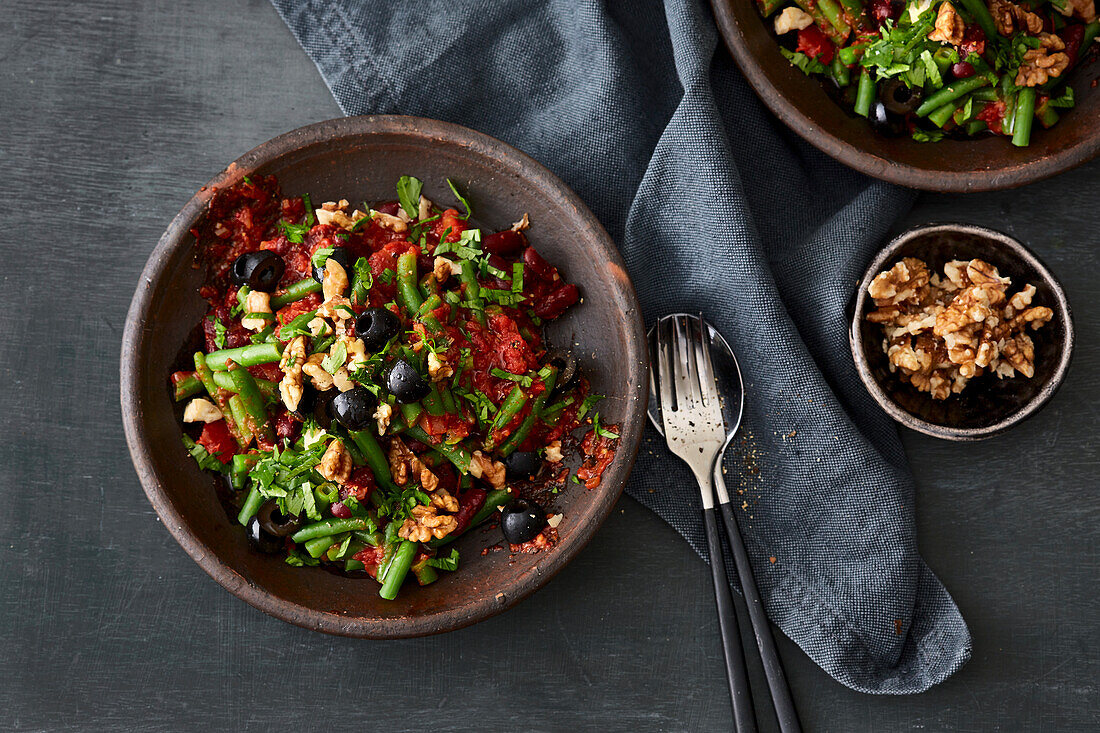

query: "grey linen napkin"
xmin=270 ymin=0 xmax=972 ymax=693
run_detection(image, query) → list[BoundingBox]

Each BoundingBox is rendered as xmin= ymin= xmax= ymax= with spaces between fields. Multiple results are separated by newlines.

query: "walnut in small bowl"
xmin=866 ymin=257 xmax=1053 ymax=401
xmin=850 ymin=224 xmax=1073 ymax=441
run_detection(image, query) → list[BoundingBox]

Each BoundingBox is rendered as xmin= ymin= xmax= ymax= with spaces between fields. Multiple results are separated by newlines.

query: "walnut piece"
xmin=372 ymin=210 xmax=408 ymax=233
xmin=1055 ymin=0 xmax=1096 ymax=21
xmin=321 ymin=258 xmax=349 ymax=301
xmin=544 ymin=440 xmax=563 ymax=463
xmin=278 ymin=336 xmax=307 ymax=411
xmin=302 ymin=352 xmax=334 ymax=391
xmin=418 ymin=195 xmax=433 ymax=221
xmin=469 ymin=450 xmax=507 ymax=488
xmin=774 ymin=6 xmax=814 ymax=34
xmin=386 ymin=436 xmax=439 ymax=490
xmin=1016 ymin=35 xmax=1070 ymax=87
xmin=398 ymin=494 xmax=460 ymax=543
xmin=316 ymin=439 xmax=352 ymax=484
xmin=241 ymin=290 xmax=273 ymax=331
xmin=511 ymin=213 xmax=530 ymax=232
xmin=866 ymin=258 xmax=1052 ymax=399
xmin=373 ymin=402 xmax=393 ymax=436
xmin=427 ymin=351 xmax=454 ymax=382
xmin=183 ymin=397 xmax=223 ymax=423
xmin=928 ymin=2 xmax=965 ymax=44
xmin=989 ymin=0 xmax=1044 ymax=35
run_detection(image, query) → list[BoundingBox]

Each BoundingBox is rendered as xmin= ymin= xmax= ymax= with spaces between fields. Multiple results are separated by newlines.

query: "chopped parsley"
xmin=396 ymin=175 xmax=423 ymax=219
xmin=446 ymin=178 xmax=472 ymax=220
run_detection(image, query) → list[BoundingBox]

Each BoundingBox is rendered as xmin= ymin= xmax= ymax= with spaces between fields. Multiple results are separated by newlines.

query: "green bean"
xmin=458 ymin=260 xmax=487 ymax=326
xmin=485 ymin=386 xmax=528 ymax=450
xmin=965 ymin=119 xmax=987 ymax=136
xmin=411 ymin=556 xmax=439 ymax=586
xmin=193 ymin=352 xmax=240 ymax=440
xmin=417 ymin=294 xmax=443 ymax=317
xmin=230 ymin=454 xmax=257 ymax=492
xmin=353 ymin=530 xmax=383 ymax=547
xmin=404 ymin=426 xmax=472 ymax=473
xmin=419 ymin=272 xmax=440 ymax=301
xmin=397 ymin=252 xmax=423 ymax=313
xmin=205 ymin=342 xmax=282 ymax=371
xmin=173 ymin=373 xmax=204 ymax=402
xmin=228 ymin=362 xmax=272 ymax=440
xmin=440 ymin=386 xmax=459 ymax=414
xmin=237 ymin=485 xmax=263 ymax=525
xmin=756 ymin=0 xmax=784 ymax=16
xmin=270 ymin=278 xmax=322 ymax=309
xmin=290 ymin=517 xmax=369 ymax=543
xmin=972 ymin=88 xmax=999 ymax=103
xmin=303 ymin=535 xmax=335 ymax=558
xmin=837 ymin=43 xmax=865 ymax=66
xmin=1084 ymin=20 xmax=1100 ymax=50
xmin=1036 ymin=102 xmax=1059 ymax=129
xmin=915 ymin=75 xmax=990 ymax=117
xmin=227 ymin=396 xmax=253 ymax=445
xmin=422 ymin=384 xmax=446 ymax=417
xmin=854 ymin=71 xmax=875 ymax=118
xmin=378 ymin=539 xmax=417 ymax=600
xmin=836 ymin=0 xmax=862 ymax=22
xmin=349 ymin=429 xmax=399 ymax=492
xmin=928 ymin=97 xmax=965 ymax=128
xmin=957 ymin=0 xmax=998 ymax=43
xmin=499 ymin=367 xmax=557 ymax=457
xmin=211 ymin=370 xmax=276 ymax=400
xmin=831 ymin=56 xmax=850 ymax=88
xmin=1011 ymin=88 xmax=1036 ymax=147
xmin=399 ymin=402 xmax=423 ymax=429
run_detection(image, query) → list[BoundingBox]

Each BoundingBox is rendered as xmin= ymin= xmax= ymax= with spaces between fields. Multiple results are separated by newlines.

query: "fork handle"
xmin=719 ymin=499 xmax=803 ymax=733
xmin=704 ymin=506 xmax=758 ymax=733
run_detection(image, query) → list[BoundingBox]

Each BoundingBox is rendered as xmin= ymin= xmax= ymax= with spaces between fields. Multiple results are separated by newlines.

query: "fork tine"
xmin=673 ymin=315 xmax=701 ymax=406
xmin=694 ymin=315 xmax=721 ymax=411
xmin=656 ymin=316 xmax=676 ymax=413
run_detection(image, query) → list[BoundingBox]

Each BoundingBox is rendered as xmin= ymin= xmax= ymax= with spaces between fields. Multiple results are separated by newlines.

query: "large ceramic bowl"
xmin=121 ymin=116 xmax=647 ymax=638
xmin=710 ymin=0 xmax=1100 ymax=191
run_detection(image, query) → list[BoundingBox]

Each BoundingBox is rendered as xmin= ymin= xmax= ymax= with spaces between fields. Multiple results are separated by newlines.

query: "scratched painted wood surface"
xmin=0 ymin=2 xmax=1096 ymax=731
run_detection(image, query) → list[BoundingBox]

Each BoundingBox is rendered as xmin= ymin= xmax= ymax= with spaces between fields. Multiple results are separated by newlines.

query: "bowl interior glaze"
xmin=710 ymin=0 xmax=1100 ymax=191
xmin=850 ymin=224 xmax=1073 ymax=440
xmin=121 ymin=116 xmax=647 ymax=638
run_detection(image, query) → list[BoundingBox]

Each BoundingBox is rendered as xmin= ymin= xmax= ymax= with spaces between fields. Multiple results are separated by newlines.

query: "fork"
xmin=655 ymin=313 xmax=758 ymax=732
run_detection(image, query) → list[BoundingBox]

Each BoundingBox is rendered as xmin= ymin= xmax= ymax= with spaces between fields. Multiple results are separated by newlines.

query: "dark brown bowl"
xmin=849 ymin=223 xmax=1074 ymax=440
xmin=120 ymin=116 xmax=648 ymax=638
xmin=710 ymin=0 xmax=1100 ymax=191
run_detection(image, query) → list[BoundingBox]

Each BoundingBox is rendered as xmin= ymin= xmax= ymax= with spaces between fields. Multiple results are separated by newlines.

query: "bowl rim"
xmin=849 ymin=222 xmax=1075 ymax=440
xmin=709 ymin=0 xmax=1100 ymax=192
xmin=120 ymin=114 xmax=648 ymax=637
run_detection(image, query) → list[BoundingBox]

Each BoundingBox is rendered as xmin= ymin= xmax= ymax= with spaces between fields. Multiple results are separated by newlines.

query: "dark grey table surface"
xmin=1 ymin=2 xmax=1096 ymax=731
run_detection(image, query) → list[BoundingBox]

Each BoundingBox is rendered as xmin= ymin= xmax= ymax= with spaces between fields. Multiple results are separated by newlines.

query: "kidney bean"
xmin=482 ymin=230 xmax=526 ymax=256
xmin=951 ymin=62 xmax=975 ymax=79
xmin=534 ymin=283 xmax=579 ymax=320
xmin=522 ymin=246 xmax=555 ymax=281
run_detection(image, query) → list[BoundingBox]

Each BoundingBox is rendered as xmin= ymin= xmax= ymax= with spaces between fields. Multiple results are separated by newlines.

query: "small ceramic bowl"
xmin=850 ymin=223 xmax=1074 ymax=441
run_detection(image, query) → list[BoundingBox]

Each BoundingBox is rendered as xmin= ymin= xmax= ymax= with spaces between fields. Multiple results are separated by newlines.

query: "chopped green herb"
xmin=182 ymin=435 xmax=229 ymax=474
xmin=446 ymin=178 xmax=472 ymax=220
xmin=396 ymin=175 xmax=423 ymax=219
xmin=491 ymin=368 xmax=533 ymax=387
xmin=577 ymin=394 xmax=603 ymax=421
xmin=427 ymin=548 xmax=460 ymax=571
xmin=321 ymin=340 xmax=347 ymax=374
xmin=512 ymin=262 xmax=524 ymax=293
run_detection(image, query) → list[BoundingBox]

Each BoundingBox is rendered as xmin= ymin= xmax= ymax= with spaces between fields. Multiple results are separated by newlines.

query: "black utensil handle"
xmin=704 ymin=506 xmax=758 ymax=733
xmin=719 ymin=501 xmax=802 ymax=733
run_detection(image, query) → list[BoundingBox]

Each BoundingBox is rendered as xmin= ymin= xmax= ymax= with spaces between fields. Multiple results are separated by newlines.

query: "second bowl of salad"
xmin=711 ymin=0 xmax=1100 ymax=190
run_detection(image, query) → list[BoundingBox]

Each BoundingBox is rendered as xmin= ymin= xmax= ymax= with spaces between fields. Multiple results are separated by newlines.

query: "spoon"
xmin=647 ymin=314 xmax=802 ymax=733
